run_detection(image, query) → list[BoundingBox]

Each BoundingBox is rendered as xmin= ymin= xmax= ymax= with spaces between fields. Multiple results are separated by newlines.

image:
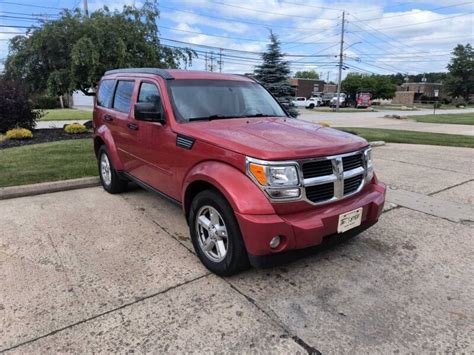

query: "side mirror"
xmin=134 ymin=102 xmax=165 ymax=123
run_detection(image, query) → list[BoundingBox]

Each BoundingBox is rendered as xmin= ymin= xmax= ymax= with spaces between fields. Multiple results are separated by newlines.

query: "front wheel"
xmin=98 ymin=146 xmax=128 ymax=194
xmin=188 ymin=189 xmax=249 ymax=276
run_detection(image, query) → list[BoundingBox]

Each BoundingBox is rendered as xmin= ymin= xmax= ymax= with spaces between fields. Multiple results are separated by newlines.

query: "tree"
xmin=294 ymin=70 xmax=319 ymax=79
xmin=445 ymin=44 xmax=474 ymax=101
xmin=254 ymin=31 xmax=297 ymax=116
xmin=4 ymin=1 xmax=194 ymax=96
xmin=342 ymin=73 xmax=396 ymax=100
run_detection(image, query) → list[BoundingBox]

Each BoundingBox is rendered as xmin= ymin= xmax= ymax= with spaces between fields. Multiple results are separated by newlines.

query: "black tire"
xmin=308 ymin=103 xmax=315 ymax=109
xmin=97 ymin=145 xmax=128 ymax=194
xmin=188 ymin=189 xmax=249 ymax=276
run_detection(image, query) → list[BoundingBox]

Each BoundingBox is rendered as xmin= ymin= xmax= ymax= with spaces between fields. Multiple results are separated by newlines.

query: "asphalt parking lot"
xmin=1 ymin=143 xmax=473 ymax=353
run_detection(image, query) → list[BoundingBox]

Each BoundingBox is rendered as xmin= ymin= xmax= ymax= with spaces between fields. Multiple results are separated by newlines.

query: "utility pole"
xmin=204 ymin=52 xmax=208 ymax=71
xmin=83 ymin=0 xmax=89 ymax=16
xmin=336 ymin=11 xmax=345 ymax=111
xmin=218 ymin=48 xmax=223 ymax=73
xmin=209 ymin=51 xmax=215 ymax=72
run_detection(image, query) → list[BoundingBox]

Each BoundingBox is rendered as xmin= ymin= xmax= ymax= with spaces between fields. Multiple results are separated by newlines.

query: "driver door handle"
xmin=127 ymin=123 xmax=139 ymax=130
xmin=103 ymin=114 xmax=113 ymax=122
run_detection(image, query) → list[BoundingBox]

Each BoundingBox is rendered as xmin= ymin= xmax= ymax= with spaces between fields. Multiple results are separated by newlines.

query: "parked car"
xmin=93 ymin=68 xmax=386 ymax=275
xmin=329 ymin=93 xmax=347 ymax=108
xmin=292 ymin=96 xmax=321 ymax=109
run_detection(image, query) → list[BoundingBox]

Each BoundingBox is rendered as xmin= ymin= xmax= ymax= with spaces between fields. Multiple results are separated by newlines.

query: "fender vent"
xmin=176 ymin=135 xmax=195 ymax=150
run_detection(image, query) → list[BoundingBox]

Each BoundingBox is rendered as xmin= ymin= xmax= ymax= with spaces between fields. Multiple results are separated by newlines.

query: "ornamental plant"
xmin=6 ymin=128 xmax=33 ymax=140
xmin=64 ymin=123 xmax=88 ymax=134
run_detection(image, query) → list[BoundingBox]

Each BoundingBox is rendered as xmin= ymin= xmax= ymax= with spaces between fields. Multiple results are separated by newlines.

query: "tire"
xmin=308 ymin=103 xmax=315 ymax=109
xmin=97 ymin=145 xmax=128 ymax=194
xmin=188 ymin=189 xmax=249 ymax=276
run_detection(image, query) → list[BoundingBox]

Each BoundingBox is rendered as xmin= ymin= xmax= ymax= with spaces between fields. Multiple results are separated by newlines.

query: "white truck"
xmin=292 ymin=97 xmax=321 ymax=109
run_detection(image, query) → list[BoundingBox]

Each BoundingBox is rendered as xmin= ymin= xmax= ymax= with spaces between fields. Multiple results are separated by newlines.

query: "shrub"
xmin=0 ymin=134 xmax=6 ymax=143
xmin=0 ymin=80 xmax=41 ymax=133
xmin=64 ymin=123 xmax=88 ymax=134
xmin=33 ymin=95 xmax=59 ymax=109
xmin=455 ymin=102 xmax=467 ymax=108
xmin=318 ymin=121 xmax=331 ymax=127
xmin=6 ymin=128 xmax=33 ymax=140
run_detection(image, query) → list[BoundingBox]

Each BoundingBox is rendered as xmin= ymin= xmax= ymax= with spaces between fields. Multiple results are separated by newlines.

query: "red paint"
xmin=94 ymin=69 xmax=386 ymax=257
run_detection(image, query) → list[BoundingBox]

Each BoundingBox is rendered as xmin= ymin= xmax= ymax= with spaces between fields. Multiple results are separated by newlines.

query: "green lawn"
xmin=407 ymin=113 xmax=474 ymax=125
xmin=40 ymin=109 xmax=92 ymax=121
xmin=339 ymin=127 xmax=474 ymax=148
xmin=0 ymin=139 xmax=97 ymax=188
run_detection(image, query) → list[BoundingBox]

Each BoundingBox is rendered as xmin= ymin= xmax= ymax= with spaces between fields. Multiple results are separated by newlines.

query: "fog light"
xmin=269 ymin=236 xmax=281 ymax=249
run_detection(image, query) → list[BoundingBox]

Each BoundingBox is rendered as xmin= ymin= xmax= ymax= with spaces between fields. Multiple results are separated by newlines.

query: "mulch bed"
xmin=0 ymin=129 xmax=92 ymax=149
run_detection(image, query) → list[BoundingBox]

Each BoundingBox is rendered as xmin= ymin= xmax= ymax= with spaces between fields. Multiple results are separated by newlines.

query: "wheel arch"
xmin=182 ymin=161 xmax=275 ymax=220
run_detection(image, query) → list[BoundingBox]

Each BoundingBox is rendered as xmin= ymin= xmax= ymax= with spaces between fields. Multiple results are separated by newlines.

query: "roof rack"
xmin=104 ymin=68 xmax=174 ymax=80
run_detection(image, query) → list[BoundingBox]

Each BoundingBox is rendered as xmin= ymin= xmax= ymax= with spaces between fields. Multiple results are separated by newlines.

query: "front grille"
xmin=342 ymin=153 xmax=363 ymax=171
xmin=305 ymin=183 xmax=334 ymax=203
xmin=302 ymin=160 xmax=333 ymax=179
xmin=343 ymin=175 xmax=364 ymax=195
xmin=300 ymin=150 xmax=368 ymax=205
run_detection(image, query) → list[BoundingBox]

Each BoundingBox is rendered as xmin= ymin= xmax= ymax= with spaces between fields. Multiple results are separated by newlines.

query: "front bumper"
xmin=235 ymin=180 xmax=386 ymax=258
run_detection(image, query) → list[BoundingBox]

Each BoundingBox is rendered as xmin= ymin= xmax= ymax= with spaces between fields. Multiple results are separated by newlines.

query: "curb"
xmin=0 ymin=176 xmax=100 ymax=200
xmin=370 ymin=141 xmax=386 ymax=147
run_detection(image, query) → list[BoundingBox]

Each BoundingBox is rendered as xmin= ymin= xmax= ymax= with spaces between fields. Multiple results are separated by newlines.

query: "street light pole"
xmin=83 ymin=0 xmax=89 ymax=16
xmin=336 ymin=11 xmax=345 ymax=111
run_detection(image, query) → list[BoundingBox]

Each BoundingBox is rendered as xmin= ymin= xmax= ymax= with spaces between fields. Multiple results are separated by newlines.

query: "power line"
xmin=160 ymin=37 xmax=337 ymax=57
xmin=159 ymin=5 xmax=340 ymax=30
xmin=158 ymin=24 xmax=341 ymax=44
xmin=208 ymin=0 xmax=340 ymax=20
xmin=0 ymin=1 xmax=66 ymax=10
xmin=350 ymin=12 xmax=473 ymax=32
xmin=350 ymin=1 xmax=473 ymax=22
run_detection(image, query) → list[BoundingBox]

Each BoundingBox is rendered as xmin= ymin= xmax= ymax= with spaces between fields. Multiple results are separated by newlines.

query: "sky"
xmin=0 ymin=0 xmax=473 ymax=80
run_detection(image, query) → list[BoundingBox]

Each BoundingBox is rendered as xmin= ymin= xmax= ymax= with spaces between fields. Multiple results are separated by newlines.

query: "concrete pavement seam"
xmin=376 ymin=157 xmax=470 ymax=174
xmin=428 ymin=178 xmax=474 ymax=196
xmin=227 ymin=283 xmax=321 ymax=355
xmin=1 ymin=273 xmax=210 ymax=353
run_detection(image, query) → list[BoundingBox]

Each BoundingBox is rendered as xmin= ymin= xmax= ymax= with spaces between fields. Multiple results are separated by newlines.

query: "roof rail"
xmin=104 ymin=68 xmax=174 ymax=80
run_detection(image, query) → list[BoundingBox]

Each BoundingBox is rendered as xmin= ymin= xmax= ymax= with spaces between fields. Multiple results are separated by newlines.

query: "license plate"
xmin=337 ymin=207 xmax=362 ymax=233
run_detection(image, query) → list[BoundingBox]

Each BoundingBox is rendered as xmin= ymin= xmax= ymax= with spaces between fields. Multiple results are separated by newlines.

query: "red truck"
xmin=93 ymin=68 xmax=386 ymax=275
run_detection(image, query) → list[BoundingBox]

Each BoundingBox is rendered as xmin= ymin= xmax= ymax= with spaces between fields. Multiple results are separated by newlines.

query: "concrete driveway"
xmin=1 ymin=144 xmax=473 ymax=353
xmin=299 ymin=108 xmax=474 ymax=136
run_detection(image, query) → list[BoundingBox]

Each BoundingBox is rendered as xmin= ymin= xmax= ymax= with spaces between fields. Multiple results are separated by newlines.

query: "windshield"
xmin=168 ymin=79 xmax=287 ymax=122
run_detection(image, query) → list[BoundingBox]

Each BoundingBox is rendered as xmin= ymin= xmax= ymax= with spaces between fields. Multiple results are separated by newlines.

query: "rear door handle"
xmin=127 ymin=123 xmax=139 ymax=130
xmin=103 ymin=114 xmax=113 ymax=122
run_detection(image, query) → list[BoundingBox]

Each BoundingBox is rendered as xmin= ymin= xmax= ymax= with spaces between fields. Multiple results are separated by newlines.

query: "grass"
xmin=40 ymin=109 xmax=92 ymax=121
xmin=0 ymin=139 xmax=97 ymax=188
xmin=338 ymin=127 xmax=474 ymax=148
xmin=407 ymin=113 xmax=474 ymax=125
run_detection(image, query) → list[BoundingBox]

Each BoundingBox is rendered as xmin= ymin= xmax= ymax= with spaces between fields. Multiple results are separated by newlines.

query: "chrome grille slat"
xmin=299 ymin=149 xmax=368 ymax=205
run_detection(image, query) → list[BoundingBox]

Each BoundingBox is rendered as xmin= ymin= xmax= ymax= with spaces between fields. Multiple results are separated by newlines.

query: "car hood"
xmin=176 ymin=117 xmax=368 ymax=160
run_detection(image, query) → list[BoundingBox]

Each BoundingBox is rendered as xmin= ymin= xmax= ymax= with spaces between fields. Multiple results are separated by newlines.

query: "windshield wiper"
xmin=188 ymin=114 xmax=244 ymax=122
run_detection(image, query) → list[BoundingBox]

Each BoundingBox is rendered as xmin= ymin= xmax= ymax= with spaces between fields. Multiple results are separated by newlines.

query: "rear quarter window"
xmin=97 ymin=79 xmax=116 ymax=108
xmin=113 ymin=80 xmax=135 ymax=113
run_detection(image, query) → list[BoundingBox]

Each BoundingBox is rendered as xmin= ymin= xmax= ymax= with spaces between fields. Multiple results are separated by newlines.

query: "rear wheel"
xmin=189 ymin=189 xmax=249 ymax=276
xmin=98 ymin=146 xmax=127 ymax=194
xmin=308 ymin=103 xmax=315 ymax=109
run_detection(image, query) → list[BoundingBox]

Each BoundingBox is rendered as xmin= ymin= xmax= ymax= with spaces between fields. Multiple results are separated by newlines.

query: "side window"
xmin=138 ymin=82 xmax=161 ymax=107
xmin=112 ymin=80 xmax=135 ymax=113
xmin=97 ymin=79 xmax=116 ymax=108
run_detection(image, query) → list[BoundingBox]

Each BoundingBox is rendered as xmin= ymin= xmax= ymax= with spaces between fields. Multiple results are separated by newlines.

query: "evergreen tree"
xmin=445 ymin=44 xmax=473 ymax=102
xmin=254 ymin=31 xmax=297 ymax=116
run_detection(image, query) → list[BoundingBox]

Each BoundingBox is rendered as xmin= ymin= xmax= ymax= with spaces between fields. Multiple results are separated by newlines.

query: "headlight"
xmin=365 ymin=148 xmax=374 ymax=181
xmin=247 ymin=158 xmax=301 ymax=200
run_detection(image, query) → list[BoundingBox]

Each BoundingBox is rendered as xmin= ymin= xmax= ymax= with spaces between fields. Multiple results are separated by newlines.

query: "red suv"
xmin=93 ymin=68 xmax=386 ymax=275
